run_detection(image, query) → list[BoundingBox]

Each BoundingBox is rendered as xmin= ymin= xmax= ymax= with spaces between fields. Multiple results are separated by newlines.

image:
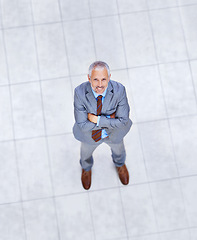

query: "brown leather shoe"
xmin=81 ymin=169 xmax=91 ymax=190
xmin=116 ymin=164 xmax=129 ymax=185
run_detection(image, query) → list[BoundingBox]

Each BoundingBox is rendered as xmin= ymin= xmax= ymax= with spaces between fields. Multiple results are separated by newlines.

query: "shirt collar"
xmin=91 ymin=87 xmax=108 ymax=99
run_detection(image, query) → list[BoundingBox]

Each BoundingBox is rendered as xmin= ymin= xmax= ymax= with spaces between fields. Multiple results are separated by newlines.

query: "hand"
xmin=88 ymin=113 xmax=98 ymax=124
xmin=110 ymin=112 xmax=116 ymax=119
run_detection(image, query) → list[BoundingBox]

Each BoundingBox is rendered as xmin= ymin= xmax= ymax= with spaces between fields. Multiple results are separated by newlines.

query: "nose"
xmin=98 ymin=80 xmax=102 ymax=87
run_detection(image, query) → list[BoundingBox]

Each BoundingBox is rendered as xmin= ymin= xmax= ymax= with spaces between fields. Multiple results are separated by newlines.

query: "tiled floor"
xmin=0 ymin=0 xmax=197 ymax=240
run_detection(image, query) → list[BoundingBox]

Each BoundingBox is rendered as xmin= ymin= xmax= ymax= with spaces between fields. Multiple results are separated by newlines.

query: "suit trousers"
xmin=80 ymin=137 xmax=126 ymax=171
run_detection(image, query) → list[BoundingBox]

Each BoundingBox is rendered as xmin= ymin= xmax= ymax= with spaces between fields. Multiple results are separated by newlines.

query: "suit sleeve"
xmin=99 ymin=86 xmax=131 ymax=129
xmin=74 ymin=88 xmax=100 ymax=132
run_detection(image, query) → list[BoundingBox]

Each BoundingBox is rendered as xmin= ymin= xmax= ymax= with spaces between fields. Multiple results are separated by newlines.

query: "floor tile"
xmin=56 ymin=193 xmax=94 ymax=240
xmin=23 ymin=199 xmax=59 ymax=240
xmin=0 ymin=0 xmax=197 ymax=238
xmin=190 ymin=60 xmax=197 ymax=97
xmin=128 ymin=66 xmax=166 ymax=122
xmin=124 ymin=125 xmax=148 ymax=184
xmin=110 ymin=69 xmax=137 ymax=123
xmin=138 ymin=120 xmax=178 ymax=181
xmin=0 ymin=31 xmax=8 ymax=86
xmin=150 ymin=8 xmax=187 ymax=63
xmin=0 ymin=6 xmax=2 ymax=28
xmin=121 ymin=184 xmax=157 ymax=236
xmin=35 ymin=23 xmax=69 ymax=80
xmin=191 ymin=228 xmax=197 ymax=240
xmin=90 ymin=188 xmax=127 ymax=239
xmin=0 ymin=141 xmax=20 ymax=204
xmin=178 ymin=0 xmax=197 ymax=6
xmin=180 ymin=176 xmax=197 ymax=227
xmin=31 ymin=0 xmax=61 ymax=24
xmin=90 ymin=142 xmax=120 ymax=190
xmin=120 ymin=12 xmax=157 ymax=67
xmin=4 ymin=27 xmax=39 ymax=84
xmin=0 ymin=86 xmax=13 ymax=141
xmin=148 ymin=0 xmax=178 ymax=9
xmin=159 ymin=229 xmax=190 ymax=240
xmin=93 ymin=16 xmax=126 ymax=70
xmin=117 ymin=0 xmax=148 ymax=13
xmin=1 ymin=0 xmax=33 ymax=28
xmin=129 ymin=235 xmax=159 ymax=240
xmin=90 ymin=0 xmax=118 ymax=17
xmin=159 ymin=61 xmax=197 ymax=117
xmin=70 ymin=74 xmax=89 ymax=91
xmin=47 ymin=134 xmax=83 ymax=195
xmin=63 ymin=19 xmax=95 ymax=75
xmin=11 ymin=82 xmax=45 ymax=139
xmin=59 ymin=0 xmax=90 ymax=21
xmin=180 ymin=5 xmax=197 ymax=59
xmin=150 ymin=179 xmax=188 ymax=231
xmin=170 ymin=116 xmax=197 ymax=176
xmin=113 ymin=238 xmax=127 ymax=240
xmin=0 ymin=203 xmax=26 ymax=240
xmin=41 ymin=78 xmax=74 ymax=135
xmin=16 ymin=138 xmax=53 ymax=200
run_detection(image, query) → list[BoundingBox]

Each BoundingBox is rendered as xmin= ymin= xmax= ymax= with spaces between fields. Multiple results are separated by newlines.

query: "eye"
xmin=102 ymin=78 xmax=106 ymax=81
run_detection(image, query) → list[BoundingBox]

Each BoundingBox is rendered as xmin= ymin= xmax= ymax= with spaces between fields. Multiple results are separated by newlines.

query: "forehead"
xmin=91 ymin=67 xmax=108 ymax=77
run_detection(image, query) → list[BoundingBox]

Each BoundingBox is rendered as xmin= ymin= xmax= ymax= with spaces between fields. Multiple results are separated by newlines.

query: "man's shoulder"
xmin=110 ymin=79 xmax=124 ymax=87
xmin=75 ymin=81 xmax=90 ymax=93
xmin=110 ymin=80 xmax=125 ymax=93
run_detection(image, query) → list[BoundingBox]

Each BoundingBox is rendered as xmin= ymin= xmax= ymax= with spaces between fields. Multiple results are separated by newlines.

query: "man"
xmin=73 ymin=61 xmax=132 ymax=190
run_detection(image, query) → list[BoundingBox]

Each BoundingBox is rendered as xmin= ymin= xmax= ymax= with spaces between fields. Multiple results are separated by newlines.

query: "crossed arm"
xmin=87 ymin=112 xmax=116 ymax=123
xmin=74 ymin=87 xmax=130 ymax=132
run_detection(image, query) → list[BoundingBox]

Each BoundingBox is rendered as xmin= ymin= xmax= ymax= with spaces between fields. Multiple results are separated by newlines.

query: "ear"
xmin=88 ymin=74 xmax=91 ymax=82
xmin=108 ymin=74 xmax=111 ymax=81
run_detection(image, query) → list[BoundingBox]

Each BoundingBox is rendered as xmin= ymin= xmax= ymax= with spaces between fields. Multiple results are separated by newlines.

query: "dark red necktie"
xmin=92 ymin=95 xmax=102 ymax=142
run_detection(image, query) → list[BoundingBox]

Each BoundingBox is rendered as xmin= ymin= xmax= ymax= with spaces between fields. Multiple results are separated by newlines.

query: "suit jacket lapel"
xmin=102 ymin=81 xmax=113 ymax=113
xmin=85 ymin=81 xmax=114 ymax=114
xmin=85 ymin=82 xmax=97 ymax=114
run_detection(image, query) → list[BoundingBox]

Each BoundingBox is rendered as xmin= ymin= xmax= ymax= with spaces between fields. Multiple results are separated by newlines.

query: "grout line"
xmin=84 ymin=2 xmax=99 ymax=240
xmin=0 ymin=2 xmax=197 ymax=32
xmin=133 ymin=121 xmax=161 ymax=236
xmin=147 ymin=2 xmax=186 ymax=12
xmin=101 ymin=226 xmax=195 ymax=239
xmin=0 ymin=112 xmax=197 ymax=145
xmin=115 ymin=0 xmax=150 ymax=239
xmin=0 ymin=1 xmax=197 ymax=239
xmin=177 ymin=4 xmax=197 ymax=108
xmin=88 ymin=0 xmax=98 ymax=61
xmin=86 ymin=191 xmax=97 ymax=240
xmin=1 ymin=57 xmax=197 ymax=88
xmin=28 ymin=1 xmax=62 ymax=239
xmin=56 ymin=0 xmax=74 ymax=98
xmin=115 ymin=22 xmax=130 ymax=240
xmin=135 ymin=112 xmax=197 ymax=124
xmin=1 ymin=172 xmax=197 ymax=207
xmin=0 ymin=131 xmax=73 ymax=143
xmin=117 ymin=0 xmax=163 ymax=236
xmin=117 ymin=185 xmax=130 ymax=240
xmin=102 ymin=236 xmax=128 ymax=240
xmin=131 ymin=226 xmax=196 ymax=239
xmin=140 ymin=0 xmax=179 ymax=237
xmin=0 ymin=192 xmax=196 ymax=238
xmin=0 ymin=6 xmax=28 ymax=240
xmin=172 ymin=3 xmax=197 ymax=239
xmin=147 ymin=1 xmax=192 ymax=239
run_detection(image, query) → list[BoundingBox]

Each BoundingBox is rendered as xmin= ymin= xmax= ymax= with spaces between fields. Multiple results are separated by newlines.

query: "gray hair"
xmin=89 ymin=61 xmax=110 ymax=78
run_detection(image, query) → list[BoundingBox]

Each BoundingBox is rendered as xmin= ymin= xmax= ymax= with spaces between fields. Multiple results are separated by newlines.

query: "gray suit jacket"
xmin=73 ymin=80 xmax=132 ymax=144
